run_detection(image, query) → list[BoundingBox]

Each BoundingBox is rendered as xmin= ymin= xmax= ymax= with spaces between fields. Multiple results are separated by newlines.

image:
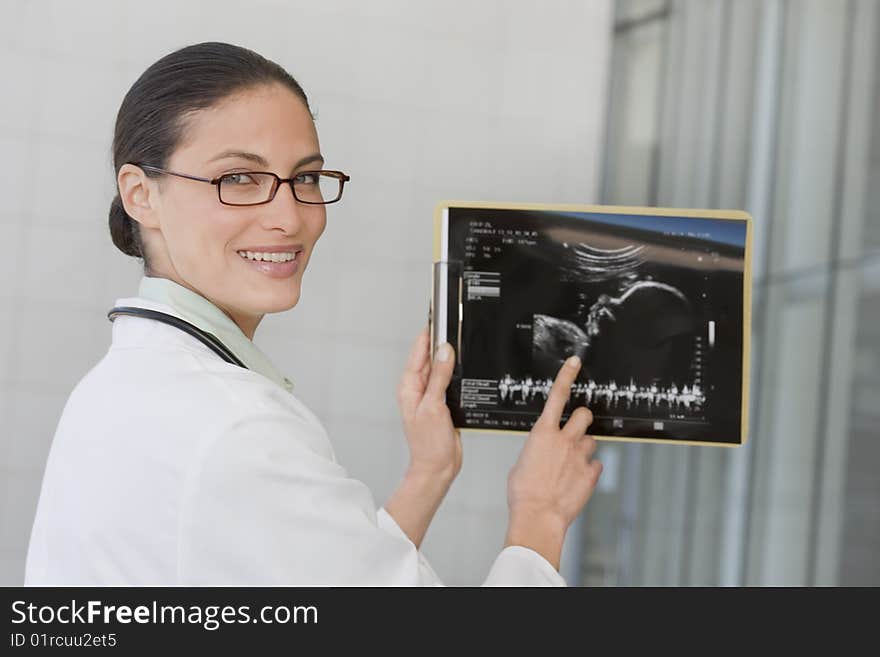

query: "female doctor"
xmin=24 ymin=41 xmax=603 ymax=586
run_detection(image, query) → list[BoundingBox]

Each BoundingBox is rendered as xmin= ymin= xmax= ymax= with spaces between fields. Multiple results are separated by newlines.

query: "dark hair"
xmin=109 ymin=41 xmax=313 ymax=269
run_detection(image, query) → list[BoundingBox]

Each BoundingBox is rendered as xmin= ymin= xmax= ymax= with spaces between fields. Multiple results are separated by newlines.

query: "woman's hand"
xmin=396 ymin=325 xmax=462 ymax=482
xmin=504 ymin=355 xmax=603 ymax=570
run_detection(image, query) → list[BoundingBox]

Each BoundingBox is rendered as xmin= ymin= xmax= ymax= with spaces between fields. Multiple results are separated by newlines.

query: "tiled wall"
xmin=0 ymin=0 xmax=612 ymax=585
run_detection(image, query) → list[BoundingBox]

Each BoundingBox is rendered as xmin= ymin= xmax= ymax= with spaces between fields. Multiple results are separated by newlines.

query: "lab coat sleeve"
xmin=481 ymin=547 xmax=567 ymax=586
xmin=178 ymin=413 xmax=437 ymax=585
xmin=375 ymin=507 xmax=444 ymax=586
xmin=178 ymin=412 xmax=566 ymax=586
xmin=377 ymin=506 xmax=566 ymax=587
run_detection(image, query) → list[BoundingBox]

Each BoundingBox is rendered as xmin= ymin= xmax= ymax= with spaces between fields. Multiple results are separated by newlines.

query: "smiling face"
xmin=118 ymin=82 xmax=327 ymax=339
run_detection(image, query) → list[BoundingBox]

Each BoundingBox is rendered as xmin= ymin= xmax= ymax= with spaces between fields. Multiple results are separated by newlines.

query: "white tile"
xmin=393 ymin=262 xmax=433 ymax=346
xmin=263 ymin=30 xmax=357 ymax=105
xmin=350 ymin=1 xmax=508 ymax=50
xmin=422 ymin=504 xmax=508 ymax=586
xmin=286 ymin=284 xmax=340 ymax=339
xmin=0 ymin=318 xmax=19 ymax=386
xmin=333 ymin=260 xmax=409 ymax=343
xmin=410 ymin=108 xmax=495 ymax=199
xmin=499 ymin=48 xmax=580 ymax=120
xmin=401 ymin=186 xmax=448 ymax=264
xmin=412 ymin=0 xmax=507 ymax=46
xmin=314 ymin=181 xmax=416 ymax=266
xmin=0 ymin=299 xmax=21 ymax=399
xmin=503 ymin=0 xmax=611 ymax=54
xmin=260 ymin=331 xmax=336 ymax=418
xmin=35 ymin=55 xmax=127 ymax=143
xmin=417 ymin=500 xmax=470 ymax=584
xmin=0 ymin=221 xmax=26 ymax=302
xmin=308 ymin=97 xmax=353 ymax=167
xmin=0 ymin=383 xmax=12 ymax=450
xmin=0 ymin=49 xmax=41 ymax=136
xmin=20 ymin=222 xmax=107 ymax=309
xmin=485 ymin=115 xmax=577 ymax=200
xmin=31 ymin=138 xmax=112 ymax=226
xmin=420 ymin=34 xmax=503 ymax=115
xmin=25 ymin=0 xmax=126 ymax=62
xmin=1 ymin=387 xmax=68 ymax=470
xmin=11 ymin=299 xmax=108 ymax=391
xmin=0 ymin=548 xmax=26 ymax=586
xmin=103 ymin=254 xmax=147 ymax=308
xmin=5 ymin=5 xmax=42 ymax=54
xmin=116 ymin=2 xmax=214 ymax=69
xmin=323 ymin=414 xmax=395 ymax=500
xmin=0 ymin=0 xmax=27 ymax=48
xmin=445 ymin=430 xmax=522 ymax=514
xmin=341 ymin=99 xmax=424 ymax=186
xmin=0 ymin=467 xmax=44 ymax=555
xmin=468 ymin=505 xmax=511 ymax=564
xmin=0 ymin=136 xmax=38 ymax=217
xmin=328 ymin=336 xmax=401 ymax=423
xmin=348 ymin=28 xmax=431 ymax=109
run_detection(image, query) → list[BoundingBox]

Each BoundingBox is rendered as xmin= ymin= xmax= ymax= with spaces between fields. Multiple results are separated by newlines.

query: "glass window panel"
xmin=603 ymin=20 xmax=665 ymax=205
xmin=588 ymin=0 xmax=878 ymax=587
xmin=616 ymin=0 xmax=668 ymax=23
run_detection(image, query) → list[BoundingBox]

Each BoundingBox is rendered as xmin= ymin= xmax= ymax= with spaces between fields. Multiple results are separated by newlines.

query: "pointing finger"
xmin=537 ymin=355 xmax=581 ymax=430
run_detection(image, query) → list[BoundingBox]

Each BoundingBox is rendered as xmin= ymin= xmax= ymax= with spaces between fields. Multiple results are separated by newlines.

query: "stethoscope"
xmin=107 ymin=306 xmax=248 ymax=369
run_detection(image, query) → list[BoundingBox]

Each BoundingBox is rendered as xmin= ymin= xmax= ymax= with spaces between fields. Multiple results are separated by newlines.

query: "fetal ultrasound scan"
xmin=430 ymin=202 xmax=752 ymax=446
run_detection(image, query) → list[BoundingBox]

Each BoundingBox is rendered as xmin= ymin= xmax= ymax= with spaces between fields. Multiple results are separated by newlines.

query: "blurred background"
xmin=0 ymin=0 xmax=876 ymax=586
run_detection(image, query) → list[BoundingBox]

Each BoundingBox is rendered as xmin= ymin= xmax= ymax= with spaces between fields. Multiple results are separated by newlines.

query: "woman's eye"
xmin=225 ymin=173 xmax=256 ymax=185
xmin=294 ymin=172 xmax=320 ymax=185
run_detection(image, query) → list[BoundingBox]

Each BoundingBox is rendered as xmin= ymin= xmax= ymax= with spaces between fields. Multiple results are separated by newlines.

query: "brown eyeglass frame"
xmin=131 ymin=163 xmax=351 ymax=206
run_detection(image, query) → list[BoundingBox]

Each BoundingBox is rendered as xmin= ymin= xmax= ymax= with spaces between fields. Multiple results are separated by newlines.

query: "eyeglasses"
xmin=132 ymin=163 xmax=351 ymax=206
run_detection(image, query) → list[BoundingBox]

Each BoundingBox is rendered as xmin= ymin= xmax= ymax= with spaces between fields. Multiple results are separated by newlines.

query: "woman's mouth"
xmin=236 ymin=249 xmax=301 ymax=279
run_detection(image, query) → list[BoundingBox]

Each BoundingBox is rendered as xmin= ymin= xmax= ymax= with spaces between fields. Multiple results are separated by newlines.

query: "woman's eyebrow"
xmin=207 ymin=150 xmax=324 ymax=171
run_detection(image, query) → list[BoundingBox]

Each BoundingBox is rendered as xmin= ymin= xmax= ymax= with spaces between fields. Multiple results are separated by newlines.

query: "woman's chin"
xmin=261 ymin=285 xmax=302 ymax=313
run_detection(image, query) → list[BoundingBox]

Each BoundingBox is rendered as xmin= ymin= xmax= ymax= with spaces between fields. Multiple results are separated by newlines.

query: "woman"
xmin=24 ymin=42 xmax=602 ymax=586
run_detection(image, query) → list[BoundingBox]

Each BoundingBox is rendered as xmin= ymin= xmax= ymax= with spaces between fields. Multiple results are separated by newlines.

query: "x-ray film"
xmin=429 ymin=201 xmax=752 ymax=447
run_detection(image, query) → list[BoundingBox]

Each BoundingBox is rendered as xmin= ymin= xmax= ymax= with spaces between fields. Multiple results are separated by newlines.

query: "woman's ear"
xmin=117 ymin=163 xmax=161 ymax=229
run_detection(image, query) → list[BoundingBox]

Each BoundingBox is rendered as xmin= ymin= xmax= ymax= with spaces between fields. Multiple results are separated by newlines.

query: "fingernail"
xmin=566 ymin=355 xmax=581 ymax=368
xmin=436 ymin=343 xmax=450 ymax=362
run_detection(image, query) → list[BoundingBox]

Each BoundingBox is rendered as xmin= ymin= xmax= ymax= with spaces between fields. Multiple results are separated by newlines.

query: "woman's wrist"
xmin=406 ymin=459 xmax=459 ymax=487
xmin=504 ymin=508 xmax=568 ymax=571
xmin=384 ymin=465 xmax=456 ymax=549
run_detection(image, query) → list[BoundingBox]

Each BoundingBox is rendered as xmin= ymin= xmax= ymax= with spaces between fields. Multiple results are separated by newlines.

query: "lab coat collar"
xmin=127 ymin=275 xmax=295 ymax=393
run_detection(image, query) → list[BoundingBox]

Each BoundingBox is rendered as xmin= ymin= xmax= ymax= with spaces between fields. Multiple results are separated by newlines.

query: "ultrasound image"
xmin=440 ymin=206 xmax=748 ymax=444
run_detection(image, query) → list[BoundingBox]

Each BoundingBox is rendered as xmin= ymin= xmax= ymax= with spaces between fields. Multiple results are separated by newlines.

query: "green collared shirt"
xmin=137 ymin=275 xmax=295 ymax=394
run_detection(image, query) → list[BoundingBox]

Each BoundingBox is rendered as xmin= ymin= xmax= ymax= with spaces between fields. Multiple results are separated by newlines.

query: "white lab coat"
xmin=25 ymin=295 xmax=566 ymax=586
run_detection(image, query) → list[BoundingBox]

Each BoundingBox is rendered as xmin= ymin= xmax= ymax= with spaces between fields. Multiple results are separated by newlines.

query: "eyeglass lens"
xmin=219 ymin=172 xmax=342 ymax=205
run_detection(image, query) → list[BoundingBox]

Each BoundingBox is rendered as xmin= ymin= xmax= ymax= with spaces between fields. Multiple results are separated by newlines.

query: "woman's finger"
xmin=536 ymin=356 xmax=581 ymax=431
xmin=405 ymin=326 xmax=429 ymax=373
xmin=579 ymin=434 xmax=598 ymax=459
xmin=588 ymin=459 xmax=603 ymax=483
xmin=423 ymin=342 xmax=456 ymax=402
xmin=563 ymin=406 xmax=593 ymax=438
xmin=398 ymin=328 xmax=431 ymax=413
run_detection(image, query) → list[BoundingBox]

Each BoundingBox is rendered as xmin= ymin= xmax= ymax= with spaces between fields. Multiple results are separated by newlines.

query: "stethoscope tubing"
xmin=107 ymin=306 xmax=247 ymax=369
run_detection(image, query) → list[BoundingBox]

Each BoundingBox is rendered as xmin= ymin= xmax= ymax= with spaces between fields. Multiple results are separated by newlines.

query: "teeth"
xmin=237 ymin=250 xmax=297 ymax=262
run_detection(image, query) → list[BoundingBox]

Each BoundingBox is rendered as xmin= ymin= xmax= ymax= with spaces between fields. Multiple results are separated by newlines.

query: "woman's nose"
xmin=262 ymin=180 xmax=305 ymax=230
